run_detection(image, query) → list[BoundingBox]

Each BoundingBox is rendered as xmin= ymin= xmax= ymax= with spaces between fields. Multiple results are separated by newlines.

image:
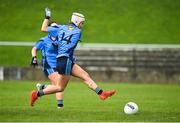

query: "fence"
xmin=0 ymin=42 xmax=180 ymax=83
xmin=75 ymin=47 xmax=180 ymax=83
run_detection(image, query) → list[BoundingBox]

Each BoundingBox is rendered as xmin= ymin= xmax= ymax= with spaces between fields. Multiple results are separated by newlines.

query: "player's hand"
xmin=45 ymin=7 xmax=51 ymax=19
xmin=31 ymin=56 xmax=38 ymax=67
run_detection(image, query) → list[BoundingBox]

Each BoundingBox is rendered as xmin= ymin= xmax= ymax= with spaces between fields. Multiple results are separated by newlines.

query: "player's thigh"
xmin=72 ymin=64 xmax=90 ymax=80
xmin=44 ymin=67 xmax=59 ymax=85
xmin=57 ymin=75 xmax=70 ymax=89
xmin=48 ymin=72 xmax=60 ymax=85
xmin=48 ymin=72 xmax=69 ymax=89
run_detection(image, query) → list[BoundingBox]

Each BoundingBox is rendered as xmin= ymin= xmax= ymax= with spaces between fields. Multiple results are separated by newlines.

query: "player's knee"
xmin=56 ymin=86 xmax=64 ymax=92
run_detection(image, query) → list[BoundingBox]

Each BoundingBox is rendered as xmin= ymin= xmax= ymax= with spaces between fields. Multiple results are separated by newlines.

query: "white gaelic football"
xmin=124 ymin=102 xmax=138 ymax=114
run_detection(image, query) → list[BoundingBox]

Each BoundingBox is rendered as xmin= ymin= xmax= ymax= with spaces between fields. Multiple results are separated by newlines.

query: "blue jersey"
xmin=48 ymin=24 xmax=81 ymax=60
xmin=34 ymin=35 xmax=58 ymax=68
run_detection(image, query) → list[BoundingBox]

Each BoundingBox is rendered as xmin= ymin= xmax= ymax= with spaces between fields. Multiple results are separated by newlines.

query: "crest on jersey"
xmin=68 ymin=26 xmax=74 ymax=30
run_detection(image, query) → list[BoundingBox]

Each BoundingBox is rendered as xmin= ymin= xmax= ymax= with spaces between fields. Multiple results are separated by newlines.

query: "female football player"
xmin=30 ymin=8 xmax=116 ymax=107
xmin=30 ymin=22 xmax=67 ymax=108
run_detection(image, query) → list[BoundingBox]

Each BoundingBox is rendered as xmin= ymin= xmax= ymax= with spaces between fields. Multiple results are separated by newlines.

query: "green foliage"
xmin=0 ymin=81 xmax=180 ymax=122
xmin=0 ymin=0 xmax=180 ymax=43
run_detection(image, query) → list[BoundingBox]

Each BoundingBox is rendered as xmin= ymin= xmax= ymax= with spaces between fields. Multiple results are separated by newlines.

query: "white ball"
xmin=124 ymin=102 xmax=138 ymax=115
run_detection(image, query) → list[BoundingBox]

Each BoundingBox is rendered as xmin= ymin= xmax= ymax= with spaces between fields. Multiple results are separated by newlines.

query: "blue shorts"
xmin=42 ymin=60 xmax=57 ymax=77
xmin=43 ymin=67 xmax=56 ymax=77
xmin=56 ymin=56 xmax=74 ymax=75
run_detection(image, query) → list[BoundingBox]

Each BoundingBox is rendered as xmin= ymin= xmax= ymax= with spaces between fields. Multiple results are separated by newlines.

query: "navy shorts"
xmin=56 ymin=56 xmax=74 ymax=75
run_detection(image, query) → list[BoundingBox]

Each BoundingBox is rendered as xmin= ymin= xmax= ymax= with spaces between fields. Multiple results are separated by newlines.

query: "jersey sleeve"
xmin=47 ymin=26 xmax=59 ymax=38
xmin=34 ymin=40 xmax=44 ymax=50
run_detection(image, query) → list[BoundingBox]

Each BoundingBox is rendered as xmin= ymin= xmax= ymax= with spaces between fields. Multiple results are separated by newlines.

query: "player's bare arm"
xmin=41 ymin=8 xmax=51 ymax=32
xmin=31 ymin=47 xmax=37 ymax=57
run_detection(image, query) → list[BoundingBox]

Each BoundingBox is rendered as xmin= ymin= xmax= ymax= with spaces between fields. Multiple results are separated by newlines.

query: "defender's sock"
xmin=94 ymin=87 xmax=103 ymax=95
xmin=37 ymin=90 xmax=44 ymax=97
xmin=57 ymin=100 xmax=63 ymax=107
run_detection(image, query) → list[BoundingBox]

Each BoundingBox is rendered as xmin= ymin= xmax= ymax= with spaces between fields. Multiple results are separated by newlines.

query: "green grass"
xmin=0 ymin=46 xmax=31 ymax=67
xmin=0 ymin=0 xmax=180 ymax=44
xmin=1 ymin=0 xmax=180 ymax=66
xmin=0 ymin=46 xmax=41 ymax=67
xmin=0 ymin=81 xmax=180 ymax=122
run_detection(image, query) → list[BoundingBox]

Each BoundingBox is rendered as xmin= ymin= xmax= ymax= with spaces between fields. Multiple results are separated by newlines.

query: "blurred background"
xmin=0 ymin=0 xmax=180 ymax=83
xmin=1 ymin=0 xmax=180 ymax=122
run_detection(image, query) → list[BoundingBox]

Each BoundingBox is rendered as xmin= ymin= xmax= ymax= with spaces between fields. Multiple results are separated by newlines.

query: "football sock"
xmin=37 ymin=90 xmax=44 ymax=97
xmin=57 ymin=100 xmax=63 ymax=107
xmin=95 ymin=87 xmax=103 ymax=95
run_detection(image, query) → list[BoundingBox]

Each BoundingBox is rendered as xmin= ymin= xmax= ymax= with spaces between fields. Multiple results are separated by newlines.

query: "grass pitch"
xmin=0 ymin=0 xmax=180 ymax=44
xmin=0 ymin=81 xmax=180 ymax=122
